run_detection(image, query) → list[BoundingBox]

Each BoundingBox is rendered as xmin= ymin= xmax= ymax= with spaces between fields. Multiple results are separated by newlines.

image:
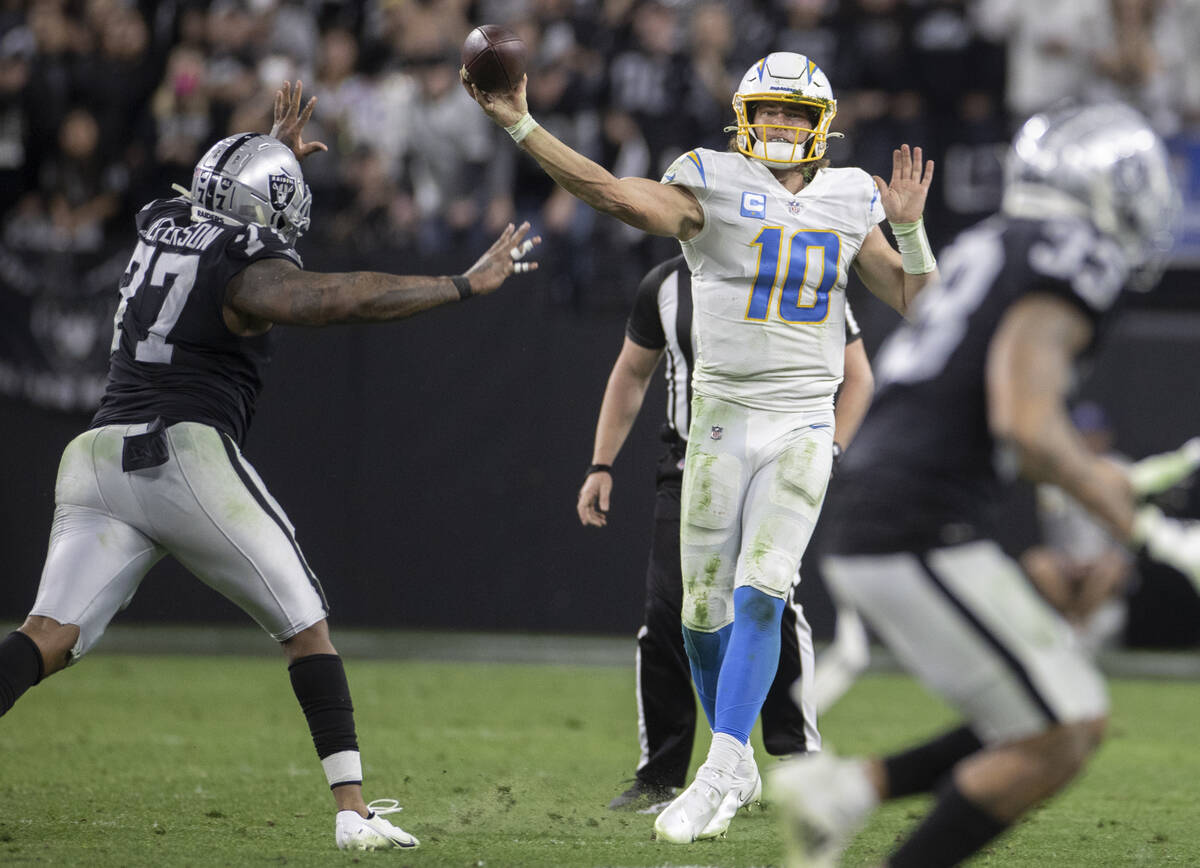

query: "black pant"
xmin=633 ymin=449 xmax=817 ymax=788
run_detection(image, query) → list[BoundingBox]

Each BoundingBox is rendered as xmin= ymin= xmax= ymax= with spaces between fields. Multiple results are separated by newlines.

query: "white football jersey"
xmin=661 ymin=148 xmax=884 ymax=411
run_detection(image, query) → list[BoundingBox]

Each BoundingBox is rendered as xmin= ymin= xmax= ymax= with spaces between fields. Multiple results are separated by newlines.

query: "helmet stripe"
xmin=205 ymin=133 xmax=257 ymax=210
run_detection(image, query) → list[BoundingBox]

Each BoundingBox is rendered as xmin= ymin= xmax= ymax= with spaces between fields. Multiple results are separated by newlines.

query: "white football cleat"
xmin=335 ymin=798 xmax=419 ymax=850
xmin=768 ymin=751 xmax=877 ymax=868
xmin=697 ymin=746 xmax=761 ymax=839
xmin=653 ymin=765 xmax=728 ymax=843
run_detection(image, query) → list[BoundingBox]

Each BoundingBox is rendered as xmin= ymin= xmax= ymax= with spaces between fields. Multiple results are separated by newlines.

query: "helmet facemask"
xmin=735 ymin=96 xmax=835 ymax=167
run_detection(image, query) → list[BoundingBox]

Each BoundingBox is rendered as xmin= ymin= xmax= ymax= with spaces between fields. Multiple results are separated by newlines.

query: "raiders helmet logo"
xmin=268 ymin=172 xmax=297 ymax=210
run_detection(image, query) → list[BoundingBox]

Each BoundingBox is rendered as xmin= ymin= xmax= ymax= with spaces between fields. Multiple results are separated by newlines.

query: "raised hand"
xmin=270 ymin=80 xmax=328 ymax=162
xmin=873 ymin=145 xmax=934 ymax=225
xmin=460 ymin=69 xmax=529 ymax=129
xmin=462 ymin=221 xmax=542 ymax=295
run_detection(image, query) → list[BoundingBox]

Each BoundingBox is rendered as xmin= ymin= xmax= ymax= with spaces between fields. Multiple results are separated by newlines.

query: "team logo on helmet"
xmin=268 ymin=171 xmax=297 ymax=210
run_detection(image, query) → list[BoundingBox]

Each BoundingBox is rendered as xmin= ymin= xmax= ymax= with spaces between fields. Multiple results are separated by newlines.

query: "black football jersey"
xmin=91 ymin=197 xmax=302 ymax=445
xmin=826 ymin=214 xmax=1130 ymax=553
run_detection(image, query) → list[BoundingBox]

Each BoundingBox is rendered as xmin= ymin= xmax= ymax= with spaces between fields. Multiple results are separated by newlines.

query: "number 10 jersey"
xmin=661 ymin=148 xmax=884 ymax=412
xmin=92 ymin=197 xmax=302 ymax=446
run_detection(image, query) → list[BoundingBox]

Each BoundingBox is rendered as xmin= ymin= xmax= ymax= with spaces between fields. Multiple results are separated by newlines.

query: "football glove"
xmin=1131 ymin=505 xmax=1200 ymax=593
xmin=1128 ymin=437 xmax=1200 ymax=498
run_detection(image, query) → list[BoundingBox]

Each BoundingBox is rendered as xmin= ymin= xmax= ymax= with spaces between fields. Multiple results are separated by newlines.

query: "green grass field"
xmin=0 ymin=647 xmax=1197 ymax=867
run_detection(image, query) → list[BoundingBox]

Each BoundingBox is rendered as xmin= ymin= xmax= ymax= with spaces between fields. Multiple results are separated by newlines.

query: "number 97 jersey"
xmin=661 ymin=148 xmax=884 ymax=412
xmin=91 ymin=197 xmax=302 ymax=446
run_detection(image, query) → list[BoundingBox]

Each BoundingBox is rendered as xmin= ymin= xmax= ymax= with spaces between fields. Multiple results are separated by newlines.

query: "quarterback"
xmin=0 ymin=82 xmax=540 ymax=851
xmin=465 ymin=52 xmax=936 ymax=841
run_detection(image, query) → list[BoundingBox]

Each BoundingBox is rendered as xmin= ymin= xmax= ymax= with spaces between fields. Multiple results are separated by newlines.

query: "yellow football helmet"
xmin=732 ymin=52 xmax=837 ymax=169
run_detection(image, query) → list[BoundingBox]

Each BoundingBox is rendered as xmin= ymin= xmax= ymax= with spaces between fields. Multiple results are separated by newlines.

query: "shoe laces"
xmin=366 ymin=798 xmax=403 ymax=818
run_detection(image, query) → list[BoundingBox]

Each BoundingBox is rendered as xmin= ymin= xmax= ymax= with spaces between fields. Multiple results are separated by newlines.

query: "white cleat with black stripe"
xmin=335 ymin=799 xmax=419 ymax=850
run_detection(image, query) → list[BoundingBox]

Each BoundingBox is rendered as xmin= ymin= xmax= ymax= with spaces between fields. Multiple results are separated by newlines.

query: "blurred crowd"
xmin=1 ymin=0 xmax=1200 ymax=355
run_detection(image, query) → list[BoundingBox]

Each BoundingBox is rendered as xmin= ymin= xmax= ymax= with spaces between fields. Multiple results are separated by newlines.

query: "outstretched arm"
xmin=852 ymin=145 xmax=937 ymax=317
xmin=577 ymin=338 xmax=664 ymax=527
xmin=225 ymin=222 xmax=540 ymax=327
xmin=463 ymin=73 xmax=704 ymax=240
xmin=986 ymin=294 xmax=1135 ymax=537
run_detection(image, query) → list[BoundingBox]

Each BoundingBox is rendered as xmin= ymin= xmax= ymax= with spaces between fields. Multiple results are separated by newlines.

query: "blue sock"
xmin=682 ymin=623 xmax=732 ymax=730
xmin=713 ymin=587 xmax=785 ymax=744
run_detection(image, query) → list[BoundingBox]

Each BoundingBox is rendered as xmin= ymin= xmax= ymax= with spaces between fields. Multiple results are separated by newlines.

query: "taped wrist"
xmin=451 ymin=275 xmax=473 ymax=300
xmin=889 ymin=217 xmax=937 ymax=274
xmin=288 ymin=653 xmax=361 ymax=787
xmin=505 ymin=112 xmax=539 ymax=144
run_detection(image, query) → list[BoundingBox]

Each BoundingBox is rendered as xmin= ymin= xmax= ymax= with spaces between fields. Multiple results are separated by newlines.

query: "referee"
xmin=577 ymin=254 xmax=875 ymax=812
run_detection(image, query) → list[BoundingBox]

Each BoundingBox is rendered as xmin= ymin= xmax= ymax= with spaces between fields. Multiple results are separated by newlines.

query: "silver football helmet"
xmin=732 ymin=52 xmax=837 ymax=169
xmin=1002 ymin=102 xmax=1178 ymax=291
xmin=188 ymin=133 xmax=311 ymax=244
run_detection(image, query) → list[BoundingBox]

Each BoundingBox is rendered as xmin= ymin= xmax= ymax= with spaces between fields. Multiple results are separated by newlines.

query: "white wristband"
xmin=889 ymin=217 xmax=937 ymax=275
xmin=505 ymin=113 xmax=539 ymax=144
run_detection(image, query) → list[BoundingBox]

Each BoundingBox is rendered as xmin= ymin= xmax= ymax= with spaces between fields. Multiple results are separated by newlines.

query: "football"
xmin=461 ymin=24 xmax=526 ymax=93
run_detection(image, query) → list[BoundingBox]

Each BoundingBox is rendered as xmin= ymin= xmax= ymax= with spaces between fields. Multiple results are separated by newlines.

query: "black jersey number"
xmin=111 ymin=242 xmax=201 ymax=363
xmin=875 ymin=227 xmax=1004 ymax=385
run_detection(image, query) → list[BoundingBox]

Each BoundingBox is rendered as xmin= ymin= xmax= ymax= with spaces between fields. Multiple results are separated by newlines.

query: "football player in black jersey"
xmin=577 ymin=255 xmax=874 ymax=822
xmin=0 ymin=81 xmax=540 ymax=852
xmin=769 ymin=102 xmax=1191 ymax=868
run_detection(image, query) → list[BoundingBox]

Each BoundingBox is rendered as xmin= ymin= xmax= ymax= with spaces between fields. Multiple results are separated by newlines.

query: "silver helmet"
xmin=1002 ymin=102 xmax=1178 ymax=290
xmin=189 ymin=133 xmax=311 ymax=244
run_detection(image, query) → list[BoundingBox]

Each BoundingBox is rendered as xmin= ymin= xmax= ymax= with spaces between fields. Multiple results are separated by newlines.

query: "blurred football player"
xmin=0 ymin=81 xmax=540 ymax=851
xmin=577 ymin=253 xmax=874 ymax=818
xmin=465 ymin=52 xmax=937 ymax=841
xmin=773 ymin=102 xmax=1188 ymax=868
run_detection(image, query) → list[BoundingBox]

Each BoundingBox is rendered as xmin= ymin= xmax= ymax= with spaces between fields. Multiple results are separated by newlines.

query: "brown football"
xmin=461 ymin=24 xmax=526 ymax=93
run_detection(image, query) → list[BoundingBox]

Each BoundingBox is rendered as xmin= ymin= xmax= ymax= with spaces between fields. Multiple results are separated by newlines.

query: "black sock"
xmin=883 ymin=725 xmax=983 ymax=798
xmin=0 ymin=631 xmax=45 ymax=717
xmin=288 ymin=653 xmax=359 ymax=773
xmin=888 ymin=780 xmax=1009 ymax=868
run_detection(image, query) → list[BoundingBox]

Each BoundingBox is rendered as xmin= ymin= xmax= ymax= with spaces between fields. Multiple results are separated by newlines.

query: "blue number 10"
xmin=747 ymin=228 xmax=840 ymax=323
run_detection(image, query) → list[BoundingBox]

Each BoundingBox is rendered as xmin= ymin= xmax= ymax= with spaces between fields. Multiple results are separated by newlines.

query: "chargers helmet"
xmin=732 ymin=53 xmax=837 ymax=169
xmin=188 ymin=133 xmax=312 ymax=244
xmin=1002 ymin=102 xmax=1178 ymax=291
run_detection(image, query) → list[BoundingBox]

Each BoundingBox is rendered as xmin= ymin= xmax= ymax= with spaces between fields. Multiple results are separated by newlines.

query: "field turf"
xmin=0 ymin=647 xmax=1197 ymax=867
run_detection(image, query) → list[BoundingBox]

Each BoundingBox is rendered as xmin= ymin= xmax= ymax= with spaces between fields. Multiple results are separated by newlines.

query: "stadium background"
xmin=1 ymin=0 xmax=1198 ymax=645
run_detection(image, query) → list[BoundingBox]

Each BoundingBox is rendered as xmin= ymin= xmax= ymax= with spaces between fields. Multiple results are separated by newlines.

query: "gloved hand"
xmin=1128 ymin=437 xmax=1200 ymax=498
xmin=1131 ymin=505 xmax=1200 ymax=593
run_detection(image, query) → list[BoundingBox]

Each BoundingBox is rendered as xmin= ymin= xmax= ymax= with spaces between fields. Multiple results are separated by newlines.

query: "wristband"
xmin=889 ymin=217 xmax=937 ymax=275
xmin=451 ymin=275 xmax=473 ymax=300
xmin=585 ymin=463 xmax=613 ymax=482
xmin=505 ymin=113 xmax=539 ymax=144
